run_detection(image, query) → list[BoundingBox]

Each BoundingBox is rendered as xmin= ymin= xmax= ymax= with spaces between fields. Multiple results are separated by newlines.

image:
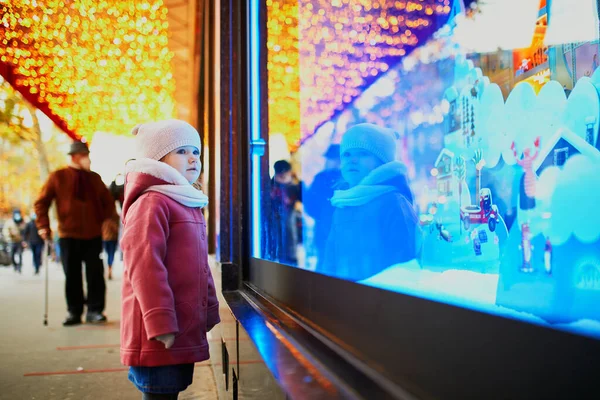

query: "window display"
xmin=251 ymin=0 xmax=600 ymax=340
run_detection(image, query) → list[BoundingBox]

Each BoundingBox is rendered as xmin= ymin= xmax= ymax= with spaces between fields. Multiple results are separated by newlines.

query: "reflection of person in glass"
xmin=269 ymin=160 xmax=302 ymax=264
xmin=321 ymin=123 xmax=419 ymax=281
xmin=303 ymin=144 xmax=342 ymax=261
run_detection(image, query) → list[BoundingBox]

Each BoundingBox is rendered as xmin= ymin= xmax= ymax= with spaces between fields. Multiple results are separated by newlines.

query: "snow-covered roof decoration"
xmin=435 ymin=148 xmax=456 ymax=167
xmin=533 ymin=127 xmax=600 ymax=172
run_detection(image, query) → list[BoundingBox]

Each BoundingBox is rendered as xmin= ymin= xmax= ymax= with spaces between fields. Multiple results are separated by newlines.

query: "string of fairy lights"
xmin=2 ymin=0 xmax=451 ymax=144
xmin=267 ymin=0 xmax=452 ymax=148
xmin=0 ymin=0 xmax=175 ymax=140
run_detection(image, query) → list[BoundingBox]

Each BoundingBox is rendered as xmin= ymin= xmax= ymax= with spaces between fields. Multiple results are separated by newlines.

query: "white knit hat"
xmin=131 ymin=119 xmax=201 ymax=161
xmin=340 ymin=123 xmax=397 ymax=164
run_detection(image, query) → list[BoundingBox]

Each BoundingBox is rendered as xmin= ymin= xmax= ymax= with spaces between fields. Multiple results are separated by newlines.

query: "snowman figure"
xmin=544 ymin=237 xmax=552 ymax=275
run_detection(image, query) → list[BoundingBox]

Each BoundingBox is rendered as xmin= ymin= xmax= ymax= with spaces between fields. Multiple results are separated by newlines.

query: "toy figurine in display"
xmin=515 ymin=58 xmax=531 ymax=77
xmin=511 ymin=136 xmax=541 ymax=199
xmin=454 ymin=156 xmax=467 ymax=234
xmin=435 ymin=222 xmax=452 ymax=242
xmin=470 ymin=83 xmax=478 ymax=98
xmin=460 ymin=188 xmax=500 ymax=232
xmin=519 ymin=223 xmax=534 ymax=273
xmin=478 ymin=229 xmax=488 ymax=243
xmin=544 ymin=237 xmax=552 ymax=275
xmin=473 ymin=237 xmax=482 ymax=256
xmin=472 ymin=149 xmax=485 ymax=204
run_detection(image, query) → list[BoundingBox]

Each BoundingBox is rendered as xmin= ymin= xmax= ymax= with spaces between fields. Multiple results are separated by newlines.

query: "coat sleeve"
xmin=206 ymin=267 xmax=220 ymax=332
xmin=303 ymin=176 xmax=326 ymax=218
xmin=121 ymin=195 xmax=178 ymax=340
xmin=34 ymin=173 xmax=56 ymax=233
xmin=1 ymin=222 xmax=12 ymax=242
xmin=382 ymin=195 xmax=421 ymax=266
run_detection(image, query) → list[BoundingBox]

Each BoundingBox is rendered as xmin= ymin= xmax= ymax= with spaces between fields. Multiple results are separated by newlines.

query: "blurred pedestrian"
xmin=2 ymin=210 xmax=25 ymax=273
xmin=23 ymin=212 xmax=44 ymax=274
xmin=269 ymin=160 xmax=302 ymax=265
xmin=109 ymin=173 xmax=125 ymax=209
xmin=102 ymin=210 xmax=120 ymax=280
xmin=304 ymin=144 xmax=342 ymax=261
xmin=34 ymin=141 xmax=116 ymax=326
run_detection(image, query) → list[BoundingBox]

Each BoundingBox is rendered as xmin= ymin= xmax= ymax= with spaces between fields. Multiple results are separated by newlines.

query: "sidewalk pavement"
xmin=0 ymin=249 xmax=223 ymax=400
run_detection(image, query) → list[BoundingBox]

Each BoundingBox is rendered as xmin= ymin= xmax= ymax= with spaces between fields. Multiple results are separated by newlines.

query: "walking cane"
xmin=43 ymin=240 xmax=49 ymax=326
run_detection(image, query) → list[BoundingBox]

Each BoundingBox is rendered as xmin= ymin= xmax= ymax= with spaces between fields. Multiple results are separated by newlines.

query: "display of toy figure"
xmin=544 ymin=237 xmax=553 ymax=275
xmin=460 ymin=188 xmax=500 ymax=232
xmin=511 ymin=136 xmax=541 ymax=199
xmin=519 ymin=223 xmax=534 ymax=273
xmin=478 ymin=229 xmax=488 ymax=243
xmin=516 ymin=58 xmax=531 ymax=77
xmin=435 ymin=222 xmax=452 ymax=242
xmin=469 ymin=229 xmax=483 ymax=255
xmin=473 ymin=237 xmax=482 ymax=256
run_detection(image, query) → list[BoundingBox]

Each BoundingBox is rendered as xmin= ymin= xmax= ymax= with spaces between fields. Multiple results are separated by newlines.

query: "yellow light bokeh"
xmin=0 ymin=0 xmax=176 ymax=140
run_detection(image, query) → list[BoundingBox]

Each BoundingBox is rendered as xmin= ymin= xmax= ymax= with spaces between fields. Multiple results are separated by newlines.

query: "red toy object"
xmin=460 ymin=188 xmax=500 ymax=232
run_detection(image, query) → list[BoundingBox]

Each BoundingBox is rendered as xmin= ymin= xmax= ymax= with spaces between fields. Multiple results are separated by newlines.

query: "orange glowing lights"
xmin=0 ymin=0 xmax=175 ymax=140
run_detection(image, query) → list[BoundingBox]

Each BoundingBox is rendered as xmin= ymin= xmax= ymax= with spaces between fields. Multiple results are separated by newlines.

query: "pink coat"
xmin=120 ymin=166 xmax=219 ymax=367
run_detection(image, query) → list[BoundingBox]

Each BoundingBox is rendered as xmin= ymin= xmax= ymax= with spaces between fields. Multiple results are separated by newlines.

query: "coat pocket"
xmin=121 ymin=297 xmax=143 ymax=350
xmin=174 ymin=302 xmax=193 ymax=339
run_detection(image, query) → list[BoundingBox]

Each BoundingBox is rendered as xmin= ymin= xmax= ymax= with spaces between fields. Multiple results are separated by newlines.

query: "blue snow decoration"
xmin=497 ymin=156 xmax=600 ymax=325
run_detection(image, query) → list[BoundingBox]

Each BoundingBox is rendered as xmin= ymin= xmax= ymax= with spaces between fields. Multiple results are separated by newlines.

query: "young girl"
xmin=120 ymin=120 xmax=220 ymax=400
xmin=320 ymin=123 xmax=420 ymax=282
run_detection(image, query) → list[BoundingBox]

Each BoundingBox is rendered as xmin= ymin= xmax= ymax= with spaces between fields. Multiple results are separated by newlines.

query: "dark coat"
xmin=34 ymin=167 xmax=115 ymax=239
xmin=23 ymin=221 xmax=43 ymax=245
xmin=321 ymin=164 xmax=419 ymax=281
xmin=304 ymin=168 xmax=342 ymax=255
xmin=268 ymin=179 xmax=302 ymax=263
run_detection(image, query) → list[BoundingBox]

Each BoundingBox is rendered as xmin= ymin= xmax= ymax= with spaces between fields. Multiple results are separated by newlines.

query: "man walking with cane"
xmin=35 ymin=141 xmax=116 ymax=326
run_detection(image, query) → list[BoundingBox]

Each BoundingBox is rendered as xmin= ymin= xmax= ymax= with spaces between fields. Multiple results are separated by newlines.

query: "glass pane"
xmin=251 ymin=0 xmax=600 ymax=340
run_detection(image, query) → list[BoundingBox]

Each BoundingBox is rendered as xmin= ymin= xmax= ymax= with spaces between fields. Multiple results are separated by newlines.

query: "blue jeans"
xmin=54 ymin=239 xmax=61 ymax=259
xmin=128 ymin=364 xmax=194 ymax=394
xmin=30 ymin=243 xmax=43 ymax=273
xmin=103 ymin=240 xmax=118 ymax=267
xmin=11 ymin=242 xmax=22 ymax=270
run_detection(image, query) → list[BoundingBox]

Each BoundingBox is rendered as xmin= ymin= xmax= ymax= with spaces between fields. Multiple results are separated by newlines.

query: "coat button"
xmin=202 ymin=300 xmax=207 ymax=306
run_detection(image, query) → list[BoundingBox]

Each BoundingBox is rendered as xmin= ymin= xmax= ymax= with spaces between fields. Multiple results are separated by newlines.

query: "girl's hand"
xmin=154 ymin=333 xmax=175 ymax=349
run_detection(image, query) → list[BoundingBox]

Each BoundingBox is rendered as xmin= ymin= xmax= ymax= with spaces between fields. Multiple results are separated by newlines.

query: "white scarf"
xmin=330 ymin=162 xmax=406 ymax=208
xmin=126 ymin=158 xmax=209 ymax=209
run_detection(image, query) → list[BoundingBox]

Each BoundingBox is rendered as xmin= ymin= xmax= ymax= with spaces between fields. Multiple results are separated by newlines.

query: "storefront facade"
xmin=214 ymin=1 xmax=600 ymax=398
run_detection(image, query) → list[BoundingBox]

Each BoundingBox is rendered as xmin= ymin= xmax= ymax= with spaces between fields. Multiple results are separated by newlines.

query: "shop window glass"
xmin=250 ymin=0 xmax=600 ymax=340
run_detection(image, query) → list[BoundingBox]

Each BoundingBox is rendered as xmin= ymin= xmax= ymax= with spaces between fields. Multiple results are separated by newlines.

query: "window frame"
xmin=236 ymin=1 xmax=600 ymax=398
xmin=554 ymin=146 xmax=569 ymax=166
